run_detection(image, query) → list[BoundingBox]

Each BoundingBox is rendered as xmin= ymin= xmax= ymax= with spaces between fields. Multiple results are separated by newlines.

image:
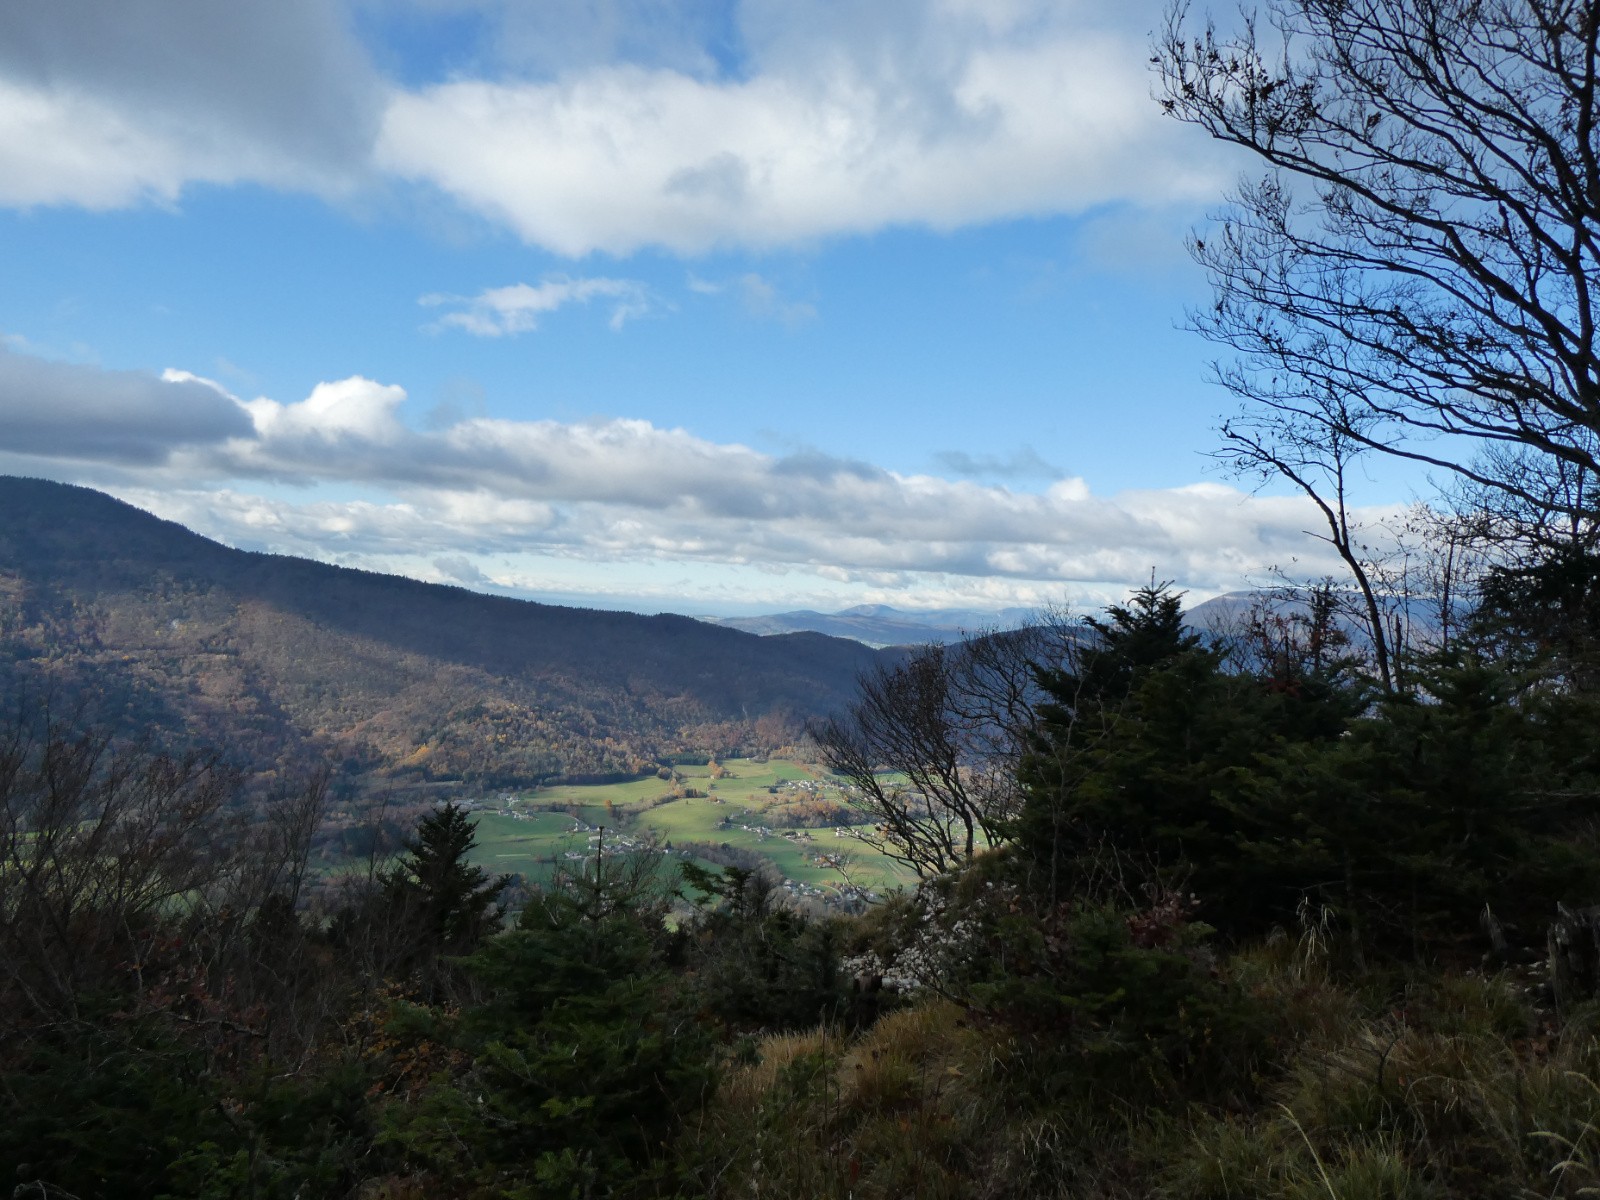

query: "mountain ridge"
xmin=0 ymin=476 xmax=889 ymax=789
xmin=706 ymin=604 xmax=1034 ymax=646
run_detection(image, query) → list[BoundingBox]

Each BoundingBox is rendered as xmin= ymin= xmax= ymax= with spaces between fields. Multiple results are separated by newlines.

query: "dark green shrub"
xmin=374 ymin=856 xmax=717 ymax=1198
xmin=1017 ymin=585 xmax=1600 ymax=956
xmin=679 ymin=864 xmax=855 ymax=1032
xmin=968 ymin=892 xmax=1268 ymax=1109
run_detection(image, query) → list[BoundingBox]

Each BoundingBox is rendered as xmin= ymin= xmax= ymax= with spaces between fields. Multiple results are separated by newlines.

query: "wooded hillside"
xmin=0 ymin=476 xmax=888 ymax=788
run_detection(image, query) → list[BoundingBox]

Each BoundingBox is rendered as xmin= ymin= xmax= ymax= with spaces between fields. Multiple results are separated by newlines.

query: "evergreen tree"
xmin=1475 ymin=541 xmax=1600 ymax=690
xmin=1078 ymin=580 xmax=1204 ymax=697
xmin=376 ymin=853 xmax=715 ymax=1198
xmin=678 ymin=863 xmax=851 ymax=1032
xmin=1018 ymin=584 xmax=1370 ymax=937
xmin=1018 ymin=586 xmax=1600 ymax=950
xmin=1018 ymin=583 xmax=1223 ymax=894
xmin=385 ymin=803 xmax=509 ymax=955
xmin=1034 ymin=580 xmax=1203 ymax=716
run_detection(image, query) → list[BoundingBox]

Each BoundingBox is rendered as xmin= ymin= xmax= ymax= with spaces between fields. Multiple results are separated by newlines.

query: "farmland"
xmin=463 ymin=757 xmax=916 ymax=904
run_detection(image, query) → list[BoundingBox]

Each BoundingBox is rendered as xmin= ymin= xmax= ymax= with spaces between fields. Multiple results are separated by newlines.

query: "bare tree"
xmin=1159 ymin=0 xmax=1600 ymax=592
xmin=1218 ymin=395 xmax=1403 ymax=688
xmin=810 ymin=616 xmax=1082 ymax=878
xmin=947 ymin=616 xmax=1080 ymax=817
xmin=0 ymin=717 xmax=240 ymax=1030
xmin=811 ymin=648 xmax=980 ymax=878
xmin=0 ymin=701 xmax=369 ymax=1068
xmin=1437 ymin=438 xmax=1600 ymax=556
xmin=1213 ymin=576 xmax=1358 ymax=682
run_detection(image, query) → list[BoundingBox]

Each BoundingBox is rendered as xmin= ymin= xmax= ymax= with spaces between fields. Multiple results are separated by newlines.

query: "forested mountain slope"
xmin=0 ymin=476 xmax=886 ymax=787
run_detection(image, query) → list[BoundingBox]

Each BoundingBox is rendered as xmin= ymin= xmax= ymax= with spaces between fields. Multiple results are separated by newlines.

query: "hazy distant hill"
xmin=712 ymin=589 xmax=1440 ymax=660
xmin=1186 ymin=589 xmax=1442 ymax=644
xmin=707 ymin=603 xmax=1034 ymax=647
xmin=0 ymin=477 xmax=889 ymax=789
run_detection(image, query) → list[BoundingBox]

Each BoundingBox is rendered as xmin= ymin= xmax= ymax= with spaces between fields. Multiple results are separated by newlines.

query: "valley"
xmin=463 ymin=756 xmax=915 ymax=901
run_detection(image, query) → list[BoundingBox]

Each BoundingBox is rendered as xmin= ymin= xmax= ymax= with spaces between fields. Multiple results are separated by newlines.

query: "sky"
xmin=0 ymin=0 xmax=1411 ymax=617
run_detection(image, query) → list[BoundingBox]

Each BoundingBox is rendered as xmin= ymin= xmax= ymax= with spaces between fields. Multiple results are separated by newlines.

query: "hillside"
xmin=0 ymin=476 xmax=888 ymax=789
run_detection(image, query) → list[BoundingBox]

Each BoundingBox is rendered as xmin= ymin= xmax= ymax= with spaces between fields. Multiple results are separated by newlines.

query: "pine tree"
xmin=385 ymin=803 xmax=509 ymax=954
xmin=1031 ymin=581 xmax=1204 ymax=720
xmin=1079 ymin=580 xmax=1204 ymax=697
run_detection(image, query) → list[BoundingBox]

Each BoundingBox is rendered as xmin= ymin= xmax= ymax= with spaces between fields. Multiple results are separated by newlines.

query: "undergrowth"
xmin=686 ymin=928 xmax=1600 ymax=1200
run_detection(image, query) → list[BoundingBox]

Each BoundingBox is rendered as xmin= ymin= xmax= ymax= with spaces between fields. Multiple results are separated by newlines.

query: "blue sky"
xmin=0 ymin=0 xmax=1409 ymax=616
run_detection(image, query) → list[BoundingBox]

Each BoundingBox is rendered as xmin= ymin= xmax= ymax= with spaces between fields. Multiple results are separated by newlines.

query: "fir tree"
xmin=385 ymin=803 xmax=509 ymax=954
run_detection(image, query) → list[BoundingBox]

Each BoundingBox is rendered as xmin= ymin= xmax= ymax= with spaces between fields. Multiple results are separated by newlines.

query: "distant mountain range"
xmin=711 ymin=589 xmax=1441 ymax=652
xmin=0 ymin=477 xmax=891 ymax=791
xmin=708 ymin=598 xmax=1260 ymax=648
xmin=706 ymin=604 xmax=1035 ymax=647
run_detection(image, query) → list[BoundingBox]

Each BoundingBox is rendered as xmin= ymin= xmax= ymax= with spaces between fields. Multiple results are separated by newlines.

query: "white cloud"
xmin=241 ymin=376 xmax=410 ymax=445
xmin=375 ymin=23 xmax=1218 ymax=255
xmin=432 ymin=553 xmax=490 ymax=585
xmin=0 ymin=0 xmax=1230 ymax=254
xmin=685 ymin=272 xmax=815 ymax=322
xmin=0 ymin=347 xmax=1374 ymax=598
xmin=0 ymin=349 xmax=253 ymax=464
xmin=0 ymin=79 xmax=342 ymax=209
xmin=736 ymin=274 xmax=816 ymax=325
xmin=0 ymin=330 xmax=1388 ymax=607
xmin=112 ymin=475 xmax=1373 ymax=615
xmin=0 ymin=1 xmax=380 ymax=207
xmin=421 ymin=276 xmax=653 ymax=336
xmin=935 ymin=446 xmax=1063 ymax=482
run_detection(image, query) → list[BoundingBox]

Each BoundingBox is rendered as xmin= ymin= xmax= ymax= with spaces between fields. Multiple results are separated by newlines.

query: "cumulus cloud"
xmin=236 ymin=375 xmax=410 ymax=446
xmin=0 ymin=0 xmax=1229 ymax=254
xmin=0 ymin=343 xmax=1364 ymax=594
xmin=0 ymin=344 xmax=1374 ymax=602
xmin=432 ymin=554 xmax=490 ymax=585
xmin=935 ymin=446 xmax=1064 ymax=482
xmin=120 ymin=469 xmax=1364 ymax=608
xmin=0 ymin=348 xmax=254 ymax=464
xmin=375 ymin=20 xmax=1218 ymax=255
xmin=421 ymin=276 xmax=653 ymax=336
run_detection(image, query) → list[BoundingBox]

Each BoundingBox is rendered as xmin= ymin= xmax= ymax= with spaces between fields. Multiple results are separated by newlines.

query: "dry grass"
xmin=683 ymin=940 xmax=1600 ymax=1200
xmin=692 ymin=1001 xmax=998 ymax=1200
xmin=1160 ymin=974 xmax=1600 ymax=1200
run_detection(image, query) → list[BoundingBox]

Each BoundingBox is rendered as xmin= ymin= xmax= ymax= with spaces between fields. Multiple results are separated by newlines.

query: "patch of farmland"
xmin=464 ymin=758 xmax=916 ymax=899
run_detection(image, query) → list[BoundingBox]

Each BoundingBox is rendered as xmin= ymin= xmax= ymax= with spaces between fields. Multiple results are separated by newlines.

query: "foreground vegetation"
xmin=701 ymin=928 xmax=1600 ymax=1199
xmin=7 ymin=558 xmax=1600 ymax=1198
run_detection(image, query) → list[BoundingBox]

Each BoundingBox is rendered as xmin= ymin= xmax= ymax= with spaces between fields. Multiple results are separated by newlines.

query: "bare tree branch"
xmin=1159 ymin=0 xmax=1600 ymax=531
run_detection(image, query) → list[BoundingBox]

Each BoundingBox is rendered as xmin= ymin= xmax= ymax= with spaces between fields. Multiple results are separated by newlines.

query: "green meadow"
xmin=466 ymin=757 xmax=915 ymax=899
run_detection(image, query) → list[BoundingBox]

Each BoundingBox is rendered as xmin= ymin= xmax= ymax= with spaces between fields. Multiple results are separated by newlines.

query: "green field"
xmin=464 ymin=758 xmax=915 ymax=901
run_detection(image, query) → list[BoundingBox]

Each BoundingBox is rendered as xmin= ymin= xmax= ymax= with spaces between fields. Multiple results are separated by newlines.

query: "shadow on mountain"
xmin=0 ymin=477 xmax=888 ymax=788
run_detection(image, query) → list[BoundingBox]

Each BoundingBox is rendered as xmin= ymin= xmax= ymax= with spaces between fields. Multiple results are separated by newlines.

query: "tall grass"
xmin=683 ymin=933 xmax=1600 ymax=1200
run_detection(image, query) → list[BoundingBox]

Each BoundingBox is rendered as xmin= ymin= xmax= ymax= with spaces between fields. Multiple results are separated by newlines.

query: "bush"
xmin=679 ymin=864 xmax=858 ymax=1033
xmin=1018 ymin=609 xmax=1600 ymax=956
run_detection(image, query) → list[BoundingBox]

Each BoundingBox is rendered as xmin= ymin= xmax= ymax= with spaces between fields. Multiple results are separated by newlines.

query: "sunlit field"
xmin=466 ymin=757 xmax=916 ymax=900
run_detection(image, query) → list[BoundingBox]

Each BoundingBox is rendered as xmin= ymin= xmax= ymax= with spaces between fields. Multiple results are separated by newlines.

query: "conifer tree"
xmin=385 ymin=803 xmax=509 ymax=954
